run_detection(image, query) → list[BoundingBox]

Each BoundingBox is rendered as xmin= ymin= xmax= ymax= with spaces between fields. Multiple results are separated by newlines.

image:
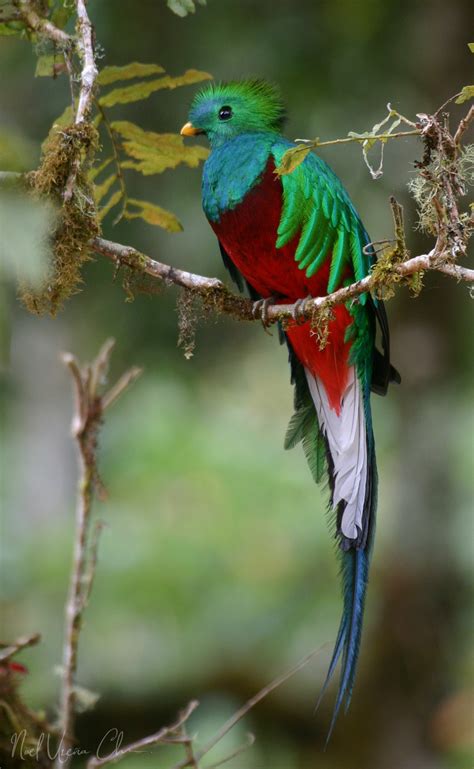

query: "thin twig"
xmin=101 ymin=366 xmax=143 ymax=411
xmin=294 ymin=128 xmax=420 ymax=150
xmin=171 ymin=646 xmax=323 ymax=769
xmin=0 ymin=171 xmax=26 ymax=187
xmin=81 ymin=520 xmax=105 ymax=607
xmin=56 ymin=361 xmax=97 ymax=768
xmin=56 ymin=342 xmax=141 ymax=769
xmin=176 ymin=714 xmax=199 ymax=769
xmin=86 ymin=700 xmax=200 ymax=769
xmin=203 ymin=733 xmax=255 ymax=769
xmin=0 ymin=633 xmax=41 ymax=663
xmin=453 ymin=104 xmax=474 ymax=145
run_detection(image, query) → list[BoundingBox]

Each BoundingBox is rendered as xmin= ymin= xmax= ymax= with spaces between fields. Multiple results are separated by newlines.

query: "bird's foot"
xmin=292 ymin=296 xmax=312 ymax=325
xmin=252 ymin=297 xmax=277 ymax=328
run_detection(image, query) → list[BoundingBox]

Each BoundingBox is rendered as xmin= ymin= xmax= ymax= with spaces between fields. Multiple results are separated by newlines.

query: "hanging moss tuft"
xmin=20 ymin=121 xmax=100 ymax=315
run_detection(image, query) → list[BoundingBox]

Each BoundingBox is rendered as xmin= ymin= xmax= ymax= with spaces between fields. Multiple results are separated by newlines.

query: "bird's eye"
xmin=218 ymin=105 xmax=233 ymax=121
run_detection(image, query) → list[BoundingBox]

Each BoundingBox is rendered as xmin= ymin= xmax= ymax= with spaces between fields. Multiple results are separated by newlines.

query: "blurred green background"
xmin=1 ymin=1 xmax=473 ymax=767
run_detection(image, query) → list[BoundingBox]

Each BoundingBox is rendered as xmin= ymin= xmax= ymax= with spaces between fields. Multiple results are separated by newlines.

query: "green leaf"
xmin=167 ymin=0 xmax=206 ymax=17
xmin=39 ymin=105 xmax=74 ymax=154
xmin=125 ymin=198 xmax=182 ymax=232
xmin=99 ymin=69 xmax=212 ymax=108
xmin=94 ymin=174 xmax=117 ymax=204
xmin=35 ymin=54 xmax=66 ymax=77
xmin=89 ymin=157 xmax=114 ymax=182
xmin=455 ymin=85 xmax=474 ymax=104
xmin=276 ymin=146 xmax=311 ymax=175
xmin=111 ymin=121 xmax=209 ymax=175
xmin=98 ymin=189 xmax=122 ymax=222
xmin=52 ymin=105 xmax=74 ymax=128
xmin=50 ymin=3 xmax=74 ymax=30
xmin=97 ymin=62 xmax=165 ymax=86
xmin=468 ymin=43 xmax=474 ymax=53
xmin=0 ymin=22 xmax=25 ymax=37
xmin=347 ymin=130 xmax=380 ymax=150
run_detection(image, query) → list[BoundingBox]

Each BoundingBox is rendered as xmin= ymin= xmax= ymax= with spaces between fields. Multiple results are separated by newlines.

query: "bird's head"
xmin=181 ymin=79 xmax=286 ymax=148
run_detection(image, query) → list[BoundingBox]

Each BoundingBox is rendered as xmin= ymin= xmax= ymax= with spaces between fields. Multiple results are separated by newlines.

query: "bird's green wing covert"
xmin=272 ymin=143 xmax=371 ymax=302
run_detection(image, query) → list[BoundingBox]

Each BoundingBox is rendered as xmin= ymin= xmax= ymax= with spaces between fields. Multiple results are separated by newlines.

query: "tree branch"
xmin=16 ymin=0 xmax=72 ymax=46
xmin=63 ymin=0 xmax=98 ymax=202
xmin=0 ymin=171 xmax=25 ymax=187
xmin=92 ymin=237 xmax=223 ymax=291
xmin=86 ymin=701 xmax=200 ymax=769
xmin=74 ymin=0 xmax=98 ymax=125
xmin=92 ymin=235 xmax=474 ymax=327
xmin=170 ymin=645 xmax=323 ymax=769
xmin=0 ymin=633 xmax=41 ymax=663
xmin=56 ymin=340 xmax=141 ymax=769
xmin=86 ymin=646 xmax=321 ymax=769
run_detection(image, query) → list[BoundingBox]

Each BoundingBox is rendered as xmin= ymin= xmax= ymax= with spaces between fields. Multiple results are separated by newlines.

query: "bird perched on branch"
xmin=181 ymin=79 xmax=400 ymax=737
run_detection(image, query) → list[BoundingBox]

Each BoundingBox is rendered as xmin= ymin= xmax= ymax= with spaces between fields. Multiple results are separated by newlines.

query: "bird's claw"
xmin=252 ymin=297 xmax=276 ymax=328
xmin=292 ymin=296 xmax=311 ymax=324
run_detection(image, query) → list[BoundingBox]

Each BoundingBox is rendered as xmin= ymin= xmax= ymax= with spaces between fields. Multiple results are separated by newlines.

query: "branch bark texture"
xmin=16 ymin=0 xmax=72 ymax=45
xmin=56 ymin=340 xmax=141 ymax=769
xmin=92 ymin=234 xmax=474 ymax=326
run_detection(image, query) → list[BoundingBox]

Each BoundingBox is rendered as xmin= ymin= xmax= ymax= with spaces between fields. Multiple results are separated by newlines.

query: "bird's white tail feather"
xmin=305 ymin=367 xmax=367 ymax=541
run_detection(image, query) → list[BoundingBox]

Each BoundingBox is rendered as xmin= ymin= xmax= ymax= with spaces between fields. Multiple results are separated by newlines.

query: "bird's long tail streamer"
xmin=286 ymin=352 xmax=376 ymax=740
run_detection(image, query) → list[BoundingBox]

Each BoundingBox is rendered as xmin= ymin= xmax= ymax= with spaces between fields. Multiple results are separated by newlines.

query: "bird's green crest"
xmin=187 ymin=79 xmax=286 ymax=146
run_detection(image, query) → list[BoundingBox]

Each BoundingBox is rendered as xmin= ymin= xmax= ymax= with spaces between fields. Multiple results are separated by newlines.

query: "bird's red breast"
xmin=210 ymin=160 xmax=353 ymax=413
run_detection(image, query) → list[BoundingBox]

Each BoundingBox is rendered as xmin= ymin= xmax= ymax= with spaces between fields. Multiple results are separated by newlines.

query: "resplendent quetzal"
xmin=181 ymin=79 xmax=400 ymax=734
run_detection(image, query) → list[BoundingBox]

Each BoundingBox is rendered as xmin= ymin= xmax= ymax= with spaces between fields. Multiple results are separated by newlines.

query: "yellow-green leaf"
xmin=99 ymin=69 xmax=212 ymax=108
xmin=89 ymin=157 xmax=114 ymax=182
xmin=51 ymin=5 xmax=74 ymax=29
xmin=468 ymin=43 xmax=474 ymax=53
xmin=52 ymin=105 xmax=74 ymax=128
xmin=0 ymin=22 xmax=24 ymax=36
xmin=35 ymin=54 xmax=66 ymax=78
xmin=455 ymin=85 xmax=474 ymax=104
xmin=98 ymin=190 xmax=122 ymax=222
xmin=125 ymin=198 xmax=182 ymax=232
xmin=111 ymin=121 xmax=209 ymax=174
xmin=40 ymin=106 xmax=74 ymax=153
xmin=276 ymin=146 xmax=311 ymax=175
xmin=97 ymin=62 xmax=165 ymax=86
xmin=94 ymin=174 xmax=117 ymax=204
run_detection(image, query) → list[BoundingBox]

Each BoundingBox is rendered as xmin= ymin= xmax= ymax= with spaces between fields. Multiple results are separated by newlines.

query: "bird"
xmin=181 ymin=78 xmax=400 ymax=736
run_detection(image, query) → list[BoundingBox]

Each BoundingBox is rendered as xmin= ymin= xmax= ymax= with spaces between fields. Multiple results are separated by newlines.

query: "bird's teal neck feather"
xmin=202 ymin=132 xmax=289 ymax=222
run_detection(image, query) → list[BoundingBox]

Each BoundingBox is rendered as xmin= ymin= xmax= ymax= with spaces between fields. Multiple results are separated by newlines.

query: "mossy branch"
xmin=63 ymin=0 xmax=98 ymax=202
xmin=15 ymin=0 xmax=72 ymax=46
xmin=92 ymin=232 xmax=474 ymax=327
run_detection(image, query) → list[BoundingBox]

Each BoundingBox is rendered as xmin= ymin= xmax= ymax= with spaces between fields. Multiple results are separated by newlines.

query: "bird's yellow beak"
xmin=180 ymin=121 xmax=203 ymax=137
